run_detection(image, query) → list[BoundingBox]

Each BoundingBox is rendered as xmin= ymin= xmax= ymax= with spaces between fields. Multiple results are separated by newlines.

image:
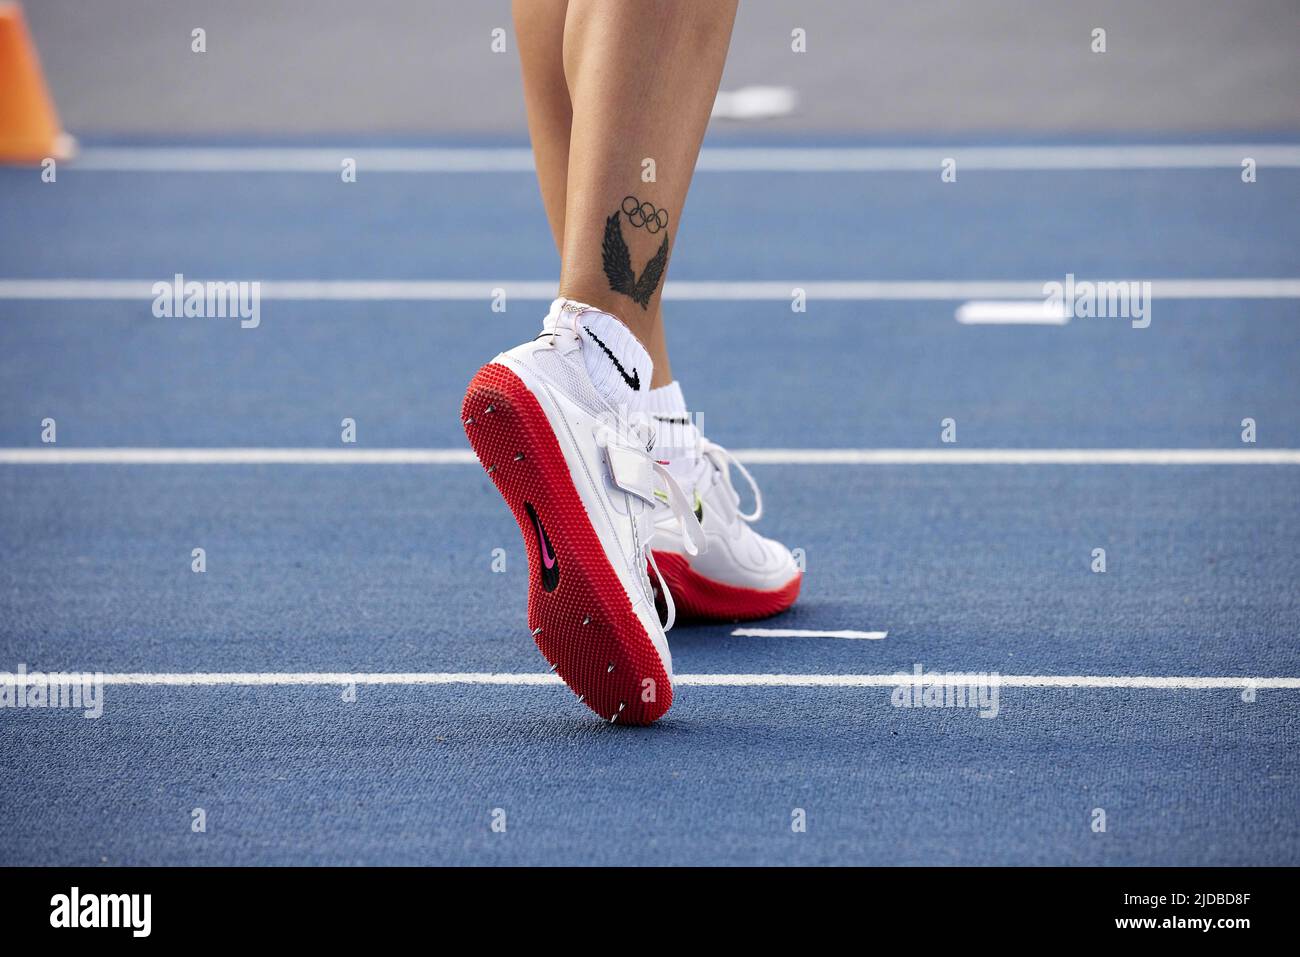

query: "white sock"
xmin=639 ymin=381 xmax=687 ymax=419
xmin=639 ymin=381 xmax=701 ymax=475
xmin=544 ymin=298 xmax=651 ymax=408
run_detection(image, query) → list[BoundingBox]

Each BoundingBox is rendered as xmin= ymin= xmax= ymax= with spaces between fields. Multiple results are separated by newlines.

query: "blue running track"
xmin=1 ymin=139 xmax=1297 ymax=865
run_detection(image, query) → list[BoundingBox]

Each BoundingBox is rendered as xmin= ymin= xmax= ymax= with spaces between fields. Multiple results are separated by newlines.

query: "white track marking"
xmin=5 ymin=672 xmax=1295 ymax=690
xmin=956 ymin=300 xmax=1071 ymax=324
xmin=74 ymin=148 xmax=538 ymax=173
xmin=2 ymin=278 xmax=1299 ymax=302
xmin=730 ymin=449 xmax=1300 ymax=465
xmin=680 ymin=674 xmax=1300 ymax=689
xmin=0 ymin=448 xmax=475 ymax=464
xmin=2 ymin=448 xmax=1298 ymax=466
xmin=4 ymin=448 xmax=1297 ymax=466
xmin=0 ymin=279 xmax=555 ymax=301
xmin=67 ymin=144 xmax=1300 ymax=173
xmin=698 ymin=145 xmax=1300 ymax=172
xmin=712 ymin=86 xmax=799 ymax=121
xmin=731 ymin=628 xmax=888 ymax=640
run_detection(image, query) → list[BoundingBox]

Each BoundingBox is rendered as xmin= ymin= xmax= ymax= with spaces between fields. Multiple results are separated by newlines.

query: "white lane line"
xmin=74 ymin=148 xmax=538 ymax=173
xmin=7 ymin=672 xmax=1296 ymax=690
xmin=956 ymin=300 xmax=1071 ymax=324
xmin=3 ymin=448 xmax=1300 ymax=466
xmin=67 ymin=144 xmax=1300 ymax=173
xmin=3 ymin=278 xmax=1299 ymax=302
xmin=731 ymin=449 xmax=1300 ymax=465
xmin=712 ymin=86 xmax=799 ymax=121
xmin=731 ymin=628 xmax=888 ymax=640
xmin=0 ymin=448 xmax=476 ymax=464
xmin=678 ymin=674 xmax=1300 ymax=690
xmin=698 ymin=145 xmax=1300 ymax=172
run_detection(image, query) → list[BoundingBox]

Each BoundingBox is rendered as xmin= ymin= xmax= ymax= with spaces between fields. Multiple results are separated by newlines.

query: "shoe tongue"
xmin=652 ymin=420 xmax=703 ymax=484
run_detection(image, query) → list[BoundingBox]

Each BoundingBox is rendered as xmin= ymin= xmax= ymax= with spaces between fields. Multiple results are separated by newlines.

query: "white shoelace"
xmin=643 ymin=456 xmax=705 ymax=632
xmin=699 ymin=439 xmax=763 ymax=523
xmin=638 ymin=438 xmax=763 ymax=630
xmin=611 ymin=415 xmax=706 ymax=635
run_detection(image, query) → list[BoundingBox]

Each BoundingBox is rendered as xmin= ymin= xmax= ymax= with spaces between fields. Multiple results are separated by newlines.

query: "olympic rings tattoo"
xmin=621 ymin=195 xmax=669 ymax=234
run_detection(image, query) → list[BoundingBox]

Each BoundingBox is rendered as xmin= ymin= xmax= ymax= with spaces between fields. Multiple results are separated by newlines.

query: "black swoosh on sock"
xmin=583 ymin=326 xmax=641 ymax=391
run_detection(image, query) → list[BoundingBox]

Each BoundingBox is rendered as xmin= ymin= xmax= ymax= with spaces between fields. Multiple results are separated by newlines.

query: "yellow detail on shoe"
xmin=654 ymin=488 xmax=704 ymax=522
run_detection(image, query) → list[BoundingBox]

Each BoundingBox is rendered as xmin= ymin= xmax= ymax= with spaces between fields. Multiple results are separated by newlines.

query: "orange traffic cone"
xmin=0 ymin=2 xmax=75 ymax=164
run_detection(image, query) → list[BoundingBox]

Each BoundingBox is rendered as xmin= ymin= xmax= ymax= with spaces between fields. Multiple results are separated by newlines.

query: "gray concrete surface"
xmin=22 ymin=0 xmax=1300 ymax=136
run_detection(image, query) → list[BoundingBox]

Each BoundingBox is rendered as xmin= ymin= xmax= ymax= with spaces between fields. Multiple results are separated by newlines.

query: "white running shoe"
xmin=649 ymin=423 xmax=802 ymax=622
xmin=461 ymin=299 xmax=704 ymax=724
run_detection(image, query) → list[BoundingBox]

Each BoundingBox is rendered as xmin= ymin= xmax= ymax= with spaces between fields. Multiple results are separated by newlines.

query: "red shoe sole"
xmin=462 ymin=362 xmax=672 ymax=725
xmin=651 ymin=550 xmax=802 ymax=623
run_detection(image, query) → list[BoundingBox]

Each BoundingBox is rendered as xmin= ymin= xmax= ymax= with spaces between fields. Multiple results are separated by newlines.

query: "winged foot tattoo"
xmin=601 ymin=210 xmax=669 ymax=309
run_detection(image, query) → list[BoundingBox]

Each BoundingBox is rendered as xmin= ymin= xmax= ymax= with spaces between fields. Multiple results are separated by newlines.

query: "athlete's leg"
xmin=473 ymin=3 xmax=790 ymax=719
xmin=512 ymin=0 xmax=569 ymax=251
xmin=557 ymin=0 xmax=736 ymax=381
xmin=553 ymin=3 xmax=797 ymax=621
xmin=466 ymin=1 xmax=731 ymax=722
xmin=512 ymin=0 xmax=691 ymax=387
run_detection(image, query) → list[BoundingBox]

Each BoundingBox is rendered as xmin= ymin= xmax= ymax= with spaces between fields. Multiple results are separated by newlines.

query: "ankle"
xmin=556 ymin=286 xmax=657 ymax=353
xmin=544 ymin=298 xmax=652 ymax=409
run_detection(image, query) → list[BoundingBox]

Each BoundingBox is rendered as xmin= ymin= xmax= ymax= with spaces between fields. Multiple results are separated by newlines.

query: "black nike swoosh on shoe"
xmin=583 ymin=326 xmax=641 ymax=391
